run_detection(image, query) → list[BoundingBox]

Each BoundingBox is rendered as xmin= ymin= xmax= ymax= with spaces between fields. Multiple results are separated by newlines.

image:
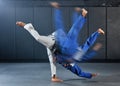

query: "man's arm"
xmin=81 ymin=43 xmax=102 ymax=61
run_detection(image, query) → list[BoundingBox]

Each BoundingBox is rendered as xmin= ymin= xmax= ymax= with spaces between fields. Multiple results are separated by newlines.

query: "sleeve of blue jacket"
xmin=81 ymin=50 xmax=97 ymax=61
xmin=61 ymin=63 xmax=92 ymax=79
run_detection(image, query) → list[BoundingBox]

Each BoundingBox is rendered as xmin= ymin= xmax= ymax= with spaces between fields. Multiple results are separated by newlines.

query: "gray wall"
xmin=107 ymin=7 xmax=120 ymax=60
xmin=0 ymin=1 xmax=120 ymax=62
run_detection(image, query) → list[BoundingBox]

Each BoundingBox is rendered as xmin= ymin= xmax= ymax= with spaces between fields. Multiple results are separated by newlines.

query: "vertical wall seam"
xmin=33 ymin=1 xmax=35 ymax=60
xmin=105 ymin=6 xmax=108 ymax=61
xmin=15 ymin=2 xmax=17 ymax=59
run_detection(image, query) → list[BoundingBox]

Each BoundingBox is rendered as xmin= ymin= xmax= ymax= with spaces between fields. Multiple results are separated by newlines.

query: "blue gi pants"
xmin=54 ymin=8 xmax=99 ymax=55
xmin=54 ymin=8 xmax=86 ymax=55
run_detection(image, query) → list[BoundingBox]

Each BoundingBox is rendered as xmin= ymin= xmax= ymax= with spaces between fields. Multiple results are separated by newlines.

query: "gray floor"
xmin=0 ymin=63 xmax=120 ymax=86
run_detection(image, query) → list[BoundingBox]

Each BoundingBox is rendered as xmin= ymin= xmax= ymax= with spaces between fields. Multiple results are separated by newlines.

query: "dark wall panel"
xmin=16 ymin=7 xmax=34 ymax=59
xmin=88 ymin=7 xmax=106 ymax=59
xmin=107 ymin=7 xmax=120 ymax=59
xmin=0 ymin=6 xmax=16 ymax=59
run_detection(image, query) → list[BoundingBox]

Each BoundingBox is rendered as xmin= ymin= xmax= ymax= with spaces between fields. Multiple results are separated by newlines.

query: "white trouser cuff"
xmin=24 ymin=23 xmax=34 ymax=31
xmin=70 ymin=63 xmax=75 ymax=66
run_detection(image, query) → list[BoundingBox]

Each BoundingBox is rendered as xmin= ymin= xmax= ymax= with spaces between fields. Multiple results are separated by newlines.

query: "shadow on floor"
xmin=60 ymin=73 xmax=120 ymax=86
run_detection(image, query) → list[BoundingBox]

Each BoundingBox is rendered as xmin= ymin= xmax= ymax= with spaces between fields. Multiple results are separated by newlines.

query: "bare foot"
xmin=16 ymin=21 xmax=26 ymax=27
xmin=51 ymin=75 xmax=63 ymax=82
xmin=97 ymin=28 xmax=105 ymax=35
xmin=82 ymin=8 xmax=88 ymax=17
xmin=91 ymin=73 xmax=99 ymax=78
xmin=50 ymin=2 xmax=60 ymax=8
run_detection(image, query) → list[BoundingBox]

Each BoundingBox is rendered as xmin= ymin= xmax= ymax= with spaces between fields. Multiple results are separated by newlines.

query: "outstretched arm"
xmin=81 ymin=28 xmax=104 ymax=53
xmin=82 ymin=43 xmax=102 ymax=61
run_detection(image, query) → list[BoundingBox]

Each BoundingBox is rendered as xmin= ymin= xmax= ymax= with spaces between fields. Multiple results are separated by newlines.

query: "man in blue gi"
xmin=50 ymin=2 xmax=104 ymax=63
xmin=49 ymin=2 xmax=104 ymax=80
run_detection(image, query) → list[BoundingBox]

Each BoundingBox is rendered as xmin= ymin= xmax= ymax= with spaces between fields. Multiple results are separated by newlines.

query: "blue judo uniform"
xmin=53 ymin=8 xmax=100 ymax=79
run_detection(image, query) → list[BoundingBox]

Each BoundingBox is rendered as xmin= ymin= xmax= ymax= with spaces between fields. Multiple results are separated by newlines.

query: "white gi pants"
xmin=24 ymin=23 xmax=56 ymax=77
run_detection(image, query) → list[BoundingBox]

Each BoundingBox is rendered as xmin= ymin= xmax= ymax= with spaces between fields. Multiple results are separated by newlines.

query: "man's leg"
xmin=67 ymin=8 xmax=87 ymax=42
xmin=72 ymin=7 xmax=81 ymax=25
xmin=16 ymin=21 xmax=55 ymax=49
xmin=61 ymin=63 xmax=97 ymax=79
xmin=51 ymin=2 xmax=67 ymax=46
xmin=81 ymin=28 xmax=105 ymax=53
xmin=55 ymin=8 xmax=88 ymax=55
xmin=51 ymin=2 xmax=64 ymax=31
xmin=46 ymin=48 xmax=63 ymax=82
xmin=56 ymin=9 xmax=87 ymax=55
